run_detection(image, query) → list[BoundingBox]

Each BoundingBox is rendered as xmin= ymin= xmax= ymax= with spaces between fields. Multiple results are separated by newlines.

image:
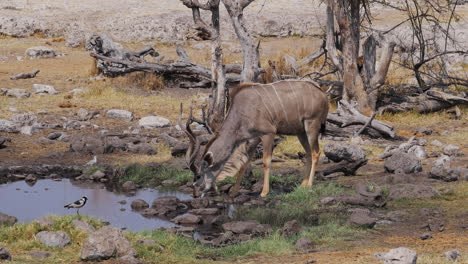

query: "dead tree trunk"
xmin=222 ymin=0 xmax=260 ymax=83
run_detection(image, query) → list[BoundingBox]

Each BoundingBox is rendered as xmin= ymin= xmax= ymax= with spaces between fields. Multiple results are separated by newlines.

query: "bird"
xmin=64 ymin=196 xmax=88 ymax=215
xmin=85 ymin=156 xmax=97 ymax=166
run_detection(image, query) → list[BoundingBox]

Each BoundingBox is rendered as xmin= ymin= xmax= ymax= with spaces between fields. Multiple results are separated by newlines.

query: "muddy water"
xmin=0 ymin=179 xmax=191 ymax=232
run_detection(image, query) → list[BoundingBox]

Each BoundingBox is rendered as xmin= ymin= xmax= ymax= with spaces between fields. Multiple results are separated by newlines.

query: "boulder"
xmin=72 ymin=220 xmax=96 ymax=233
xmin=0 ymin=212 xmax=17 ymax=226
xmin=407 ymin=145 xmax=427 ymax=160
xmin=106 ymin=109 xmax=133 ymax=121
xmin=5 ymin=88 xmax=31 ymax=98
xmin=47 ymin=131 xmax=65 ymax=140
xmin=171 ymin=214 xmax=201 ymax=225
xmin=131 ymin=199 xmax=149 ymax=210
xmin=12 ymin=113 xmax=38 ymax=127
xmin=416 ymin=127 xmax=432 ymax=135
xmin=25 ymin=46 xmax=56 ymax=58
xmin=384 ymin=152 xmax=422 ymax=174
xmin=295 ymin=237 xmax=313 ymax=251
xmin=36 ymin=231 xmax=71 ymax=248
xmin=0 ymin=120 xmax=19 ymax=133
xmin=375 ymin=247 xmax=417 ymax=264
xmin=348 ymin=208 xmax=377 ymax=228
xmin=80 ymin=226 xmax=136 ymax=261
xmin=30 ymin=251 xmax=53 ymax=259
xmin=126 ymin=143 xmax=157 ymax=155
xmin=138 ymin=116 xmax=170 ymax=129
xmin=0 ymin=247 xmax=11 ymax=261
xmin=443 ymin=144 xmax=463 ymax=156
xmin=280 ymin=220 xmax=302 ymax=237
xmin=69 ymin=133 xmax=109 ymax=155
xmin=444 ymin=249 xmax=461 ymax=261
xmin=324 ymin=143 xmax=366 ymax=163
xmin=33 ymin=84 xmax=58 ymax=95
xmin=90 ymin=171 xmax=106 ymax=181
xmin=122 ymin=181 xmax=137 ymax=192
xmin=431 ymin=140 xmax=443 ymax=147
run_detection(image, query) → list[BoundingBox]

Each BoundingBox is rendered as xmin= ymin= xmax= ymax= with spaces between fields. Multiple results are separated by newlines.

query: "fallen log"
xmin=10 ymin=70 xmax=40 ymax=80
xmin=319 ymin=158 xmax=368 ymax=177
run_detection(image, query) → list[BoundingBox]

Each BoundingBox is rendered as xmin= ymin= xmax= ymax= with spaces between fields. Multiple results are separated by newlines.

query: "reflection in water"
xmin=0 ymin=179 xmax=191 ymax=232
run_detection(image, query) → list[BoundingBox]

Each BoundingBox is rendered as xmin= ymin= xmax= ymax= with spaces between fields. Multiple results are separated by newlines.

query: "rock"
xmin=171 ymin=214 xmax=201 ymax=225
xmin=138 ymin=116 xmax=171 ymax=129
xmin=36 ymin=231 xmax=71 ymax=248
xmin=25 ymin=46 xmax=56 ymax=58
xmin=19 ymin=126 xmax=35 ymax=135
xmin=431 ymin=140 xmax=443 ymax=147
xmin=444 ymin=249 xmax=461 ymax=261
xmin=47 ymin=131 xmax=65 ymax=140
xmin=90 ymin=170 xmax=106 ymax=180
xmin=25 ymin=174 xmax=37 ymax=183
xmin=29 ymin=251 xmax=53 ymax=259
xmin=106 ymin=109 xmax=133 ymax=121
xmin=407 ymin=145 xmax=427 ymax=160
xmin=384 ymin=152 xmax=422 ymax=174
xmin=69 ymin=133 xmax=109 ymax=155
xmin=0 ymin=247 xmax=11 ymax=261
xmin=295 ymin=237 xmax=313 ymax=251
xmin=443 ymin=144 xmax=463 ymax=156
xmin=80 ymin=226 xmax=136 ymax=261
xmin=388 ymin=184 xmax=438 ymax=200
xmin=122 ymin=181 xmax=137 ymax=192
xmin=77 ymin=108 xmax=92 ymax=121
xmin=33 ymin=84 xmax=58 ymax=94
xmin=0 ymin=119 xmax=19 ymax=133
xmin=280 ymin=220 xmax=302 ymax=237
xmin=434 ymin=155 xmax=451 ymax=168
xmin=430 ymin=166 xmax=460 ymax=182
xmin=126 ymin=143 xmax=157 ymax=155
xmin=348 ymin=208 xmax=377 ymax=228
xmin=72 ymin=220 xmax=96 ymax=233
xmin=324 ymin=143 xmax=366 ymax=163
xmin=12 ymin=113 xmax=38 ymax=127
xmin=419 ymin=233 xmax=432 ymax=240
xmin=416 ymin=127 xmax=432 ymax=135
xmin=188 ymin=208 xmax=219 ymax=215
xmin=375 ymin=247 xmax=417 ymax=264
xmin=222 ymin=220 xmax=271 ymax=235
xmin=5 ymin=88 xmax=31 ymax=98
xmin=171 ymin=142 xmax=189 ymax=156
xmin=0 ymin=136 xmax=11 ymax=148
xmin=131 ymin=199 xmax=149 ymax=210
xmin=0 ymin=212 xmax=17 ymax=226
xmin=34 ymin=217 xmax=55 ymax=228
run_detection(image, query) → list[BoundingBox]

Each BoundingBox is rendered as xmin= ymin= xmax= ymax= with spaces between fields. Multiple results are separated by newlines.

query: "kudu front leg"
xmin=230 ymin=163 xmax=248 ymax=198
xmin=304 ymin=119 xmax=322 ymax=187
xmin=260 ymin=134 xmax=275 ymax=198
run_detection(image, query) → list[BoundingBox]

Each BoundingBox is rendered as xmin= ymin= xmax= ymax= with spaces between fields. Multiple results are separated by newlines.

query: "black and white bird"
xmin=64 ymin=196 xmax=88 ymax=215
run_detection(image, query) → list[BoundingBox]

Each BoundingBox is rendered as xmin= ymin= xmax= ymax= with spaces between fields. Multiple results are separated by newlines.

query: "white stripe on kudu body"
xmin=270 ymin=84 xmax=290 ymax=126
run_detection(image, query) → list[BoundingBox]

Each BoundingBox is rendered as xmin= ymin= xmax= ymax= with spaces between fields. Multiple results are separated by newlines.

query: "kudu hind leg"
xmin=230 ymin=163 xmax=248 ymax=198
xmin=297 ymin=134 xmax=311 ymax=187
xmin=260 ymin=134 xmax=275 ymax=198
xmin=305 ymin=119 xmax=322 ymax=187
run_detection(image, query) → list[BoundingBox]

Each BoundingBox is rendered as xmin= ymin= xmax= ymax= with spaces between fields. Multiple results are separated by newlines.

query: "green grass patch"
xmin=119 ymin=164 xmax=192 ymax=188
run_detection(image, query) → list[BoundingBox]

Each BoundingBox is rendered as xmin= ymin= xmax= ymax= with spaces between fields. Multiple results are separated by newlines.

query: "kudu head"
xmin=178 ymin=103 xmax=218 ymax=197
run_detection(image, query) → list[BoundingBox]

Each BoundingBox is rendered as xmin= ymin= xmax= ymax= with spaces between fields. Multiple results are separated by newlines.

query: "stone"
xmin=375 ymin=247 xmax=417 ymax=264
xmin=443 ymin=144 xmax=463 ymax=156
xmin=33 ymin=84 xmax=58 ymax=94
xmin=280 ymin=220 xmax=302 ymax=237
xmin=444 ymin=249 xmax=461 ymax=261
xmin=126 ymin=143 xmax=157 ymax=155
xmin=384 ymin=152 xmax=422 ymax=174
xmin=407 ymin=145 xmax=427 ymax=160
xmin=431 ymin=140 xmax=443 ymax=147
xmin=131 ymin=199 xmax=149 ymax=210
xmin=138 ymin=116 xmax=171 ymax=129
xmin=90 ymin=170 xmax=106 ymax=180
xmin=25 ymin=46 xmax=56 ymax=58
xmin=222 ymin=220 xmax=271 ymax=235
xmin=324 ymin=143 xmax=366 ymax=163
xmin=171 ymin=214 xmax=201 ymax=225
xmin=430 ymin=166 xmax=460 ymax=182
xmin=20 ymin=126 xmax=35 ymax=135
xmin=77 ymin=108 xmax=91 ymax=121
xmin=72 ymin=220 xmax=96 ymax=233
xmin=5 ymin=88 xmax=30 ymax=98
xmin=0 ymin=119 xmax=19 ymax=133
xmin=419 ymin=233 xmax=432 ymax=240
xmin=295 ymin=237 xmax=313 ymax=251
xmin=122 ymin=181 xmax=137 ymax=192
xmin=188 ymin=208 xmax=219 ymax=215
xmin=47 ymin=131 xmax=65 ymax=140
xmin=25 ymin=174 xmax=37 ymax=183
xmin=69 ymin=133 xmax=109 ymax=155
xmin=434 ymin=155 xmax=451 ymax=168
xmin=12 ymin=113 xmax=37 ymax=127
xmin=416 ymin=127 xmax=432 ymax=135
xmin=348 ymin=208 xmax=377 ymax=228
xmin=34 ymin=217 xmax=55 ymax=228
xmin=36 ymin=231 xmax=71 ymax=248
xmin=106 ymin=109 xmax=133 ymax=121
xmin=29 ymin=251 xmax=53 ymax=259
xmin=0 ymin=212 xmax=17 ymax=226
xmin=0 ymin=247 xmax=11 ymax=261
xmin=80 ymin=226 xmax=136 ymax=261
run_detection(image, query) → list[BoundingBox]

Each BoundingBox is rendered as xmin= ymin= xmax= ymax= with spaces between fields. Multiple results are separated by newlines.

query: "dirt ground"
xmin=1 ymin=35 xmax=468 ymax=264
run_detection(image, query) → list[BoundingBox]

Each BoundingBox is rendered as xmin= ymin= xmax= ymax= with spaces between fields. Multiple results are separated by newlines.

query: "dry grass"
xmin=111 ymin=72 xmax=165 ymax=91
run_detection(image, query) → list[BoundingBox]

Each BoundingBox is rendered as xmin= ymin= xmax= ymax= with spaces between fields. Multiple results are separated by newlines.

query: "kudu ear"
xmin=203 ymin=152 xmax=214 ymax=167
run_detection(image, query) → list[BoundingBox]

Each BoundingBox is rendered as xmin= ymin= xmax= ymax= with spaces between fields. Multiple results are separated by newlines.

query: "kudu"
xmin=183 ymin=80 xmax=329 ymax=198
